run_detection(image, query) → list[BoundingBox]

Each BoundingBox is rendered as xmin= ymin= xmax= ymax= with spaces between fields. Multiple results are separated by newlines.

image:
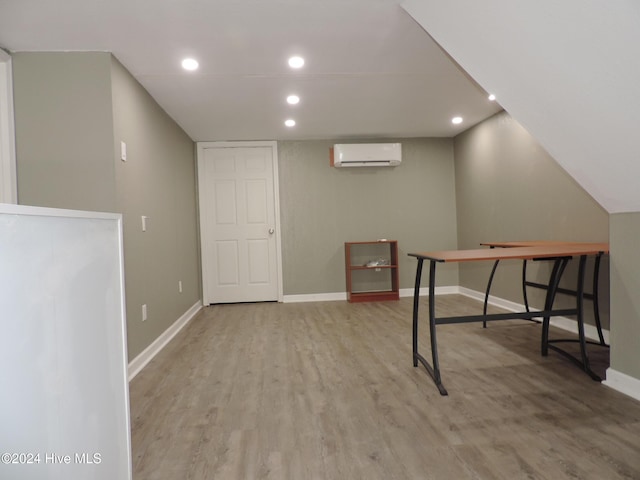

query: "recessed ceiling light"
xmin=488 ymin=94 xmax=496 ymax=101
xmin=181 ymin=58 xmax=199 ymax=71
xmin=288 ymin=56 xmax=305 ymax=69
xmin=287 ymin=95 xmax=300 ymax=105
xmin=452 ymin=116 xmax=463 ymax=125
xmin=285 ymin=119 xmax=296 ymax=127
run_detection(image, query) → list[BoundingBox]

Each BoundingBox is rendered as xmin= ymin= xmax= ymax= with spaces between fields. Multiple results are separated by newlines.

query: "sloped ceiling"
xmin=403 ymin=0 xmax=640 ymax=214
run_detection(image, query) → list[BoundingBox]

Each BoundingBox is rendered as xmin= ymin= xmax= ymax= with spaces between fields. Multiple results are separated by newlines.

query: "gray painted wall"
xmin=609 ymin=213 xmax=640 ymax=380
xmin=12 ymin=52 xmax=200 ymax=360
xmin=278 ymin=138 xmax=459 ymax=295
xmin=453 ymin=111 xmax=610 ymax=329
xmin=13 ymin=52 xmax=116 ymax=212
xmin=110 ymin=57 xmax=200 ymax=359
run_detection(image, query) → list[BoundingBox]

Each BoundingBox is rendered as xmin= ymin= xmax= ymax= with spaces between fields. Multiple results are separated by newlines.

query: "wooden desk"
xmin=408 ymin=243 xmax=609 ymax=396
xmin=480 ymin=241 xmax=609 ymax=344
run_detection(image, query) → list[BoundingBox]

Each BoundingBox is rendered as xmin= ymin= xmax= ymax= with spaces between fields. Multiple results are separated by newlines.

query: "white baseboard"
xmin=128 ymin=301 xmax=202 ymax=381
xmin=603 ymin=368 xmax=640 ymax=402
xmin=283 ymin=286 xmax=460 ymax=304
xmin=283 ymin=292 xmax=346 ymax=303
xmin=459 ymin=287 xmax=610 ymax=344
xmin=399 ymin=285 xmax=460 ymax=297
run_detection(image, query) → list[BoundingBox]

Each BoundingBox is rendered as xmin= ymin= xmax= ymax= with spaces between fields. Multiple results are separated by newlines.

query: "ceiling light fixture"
xmin=452 ymin=116 xmax=463 ymax=125
xmin=488 ymin=94 xmax=496 ymax=101
xmin=288 ymin=56 xmax=305 ymax=69
xmin=287 ymin=95 xmax=300 ymax=105
xmin=285 ymin=119 xmax=296 ymax=127
xmin=181 ymin=58 xmax=199 ymax=71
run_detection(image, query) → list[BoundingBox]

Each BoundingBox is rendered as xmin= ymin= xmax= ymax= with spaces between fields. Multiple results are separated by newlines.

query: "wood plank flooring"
xmin=129 ymin=295 xmax=640 ymax=479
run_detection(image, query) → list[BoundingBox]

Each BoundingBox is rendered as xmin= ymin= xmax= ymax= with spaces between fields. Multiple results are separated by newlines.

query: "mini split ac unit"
xmin=332 ymin=143 xmax=402 ymax=167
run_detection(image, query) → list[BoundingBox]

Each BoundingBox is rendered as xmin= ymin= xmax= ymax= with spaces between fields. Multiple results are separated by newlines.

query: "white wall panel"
xmin=0 ymin=204 xmax=131 ymax=480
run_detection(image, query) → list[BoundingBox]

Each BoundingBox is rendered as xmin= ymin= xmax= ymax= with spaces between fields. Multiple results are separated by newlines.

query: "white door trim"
xmin=196 ymin=140 xmax=283 ymax=303
xmin=0 ymin=49 xmax=17 ymax=204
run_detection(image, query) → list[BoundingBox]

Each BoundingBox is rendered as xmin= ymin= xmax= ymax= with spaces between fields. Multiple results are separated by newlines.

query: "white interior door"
xmin=198 ymin=142 xmax=281 ymax=304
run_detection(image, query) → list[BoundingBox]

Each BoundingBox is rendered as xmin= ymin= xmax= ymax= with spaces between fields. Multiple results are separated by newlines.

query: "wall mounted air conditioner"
xmin=332 ymin=143 xmax=402 ymax=167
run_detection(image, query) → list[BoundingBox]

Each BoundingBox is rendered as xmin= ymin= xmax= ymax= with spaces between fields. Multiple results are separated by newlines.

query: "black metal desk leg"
xmin=411 ymin=258 xmax=448 ymax=396
xmin=428 ymin=260 xmax=446 ymax=394
xmin=541 ymin=258 xmax=570 ymax=356
xmin=575 ymin=255 xmax=600 ymax=380
xmin=412 ymin=258 xmax=424 ymax=367
xmin=521 ymin=260 xmax=530 ymax=312
xmin=592 ymin=253 xmax=607 ymax=346
xmin=483 ymin=259 xmax=500 ymax=325
xmin=540 ymin=255 xmax=602 ymax=381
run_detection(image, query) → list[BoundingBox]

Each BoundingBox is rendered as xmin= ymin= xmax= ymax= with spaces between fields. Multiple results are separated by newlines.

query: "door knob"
xmin=269 ymin=228 xmax=275 ymax=234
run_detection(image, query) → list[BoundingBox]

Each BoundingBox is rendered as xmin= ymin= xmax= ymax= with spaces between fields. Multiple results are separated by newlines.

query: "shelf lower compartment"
xmin=347 ymin=289 xmax=399 ymax=303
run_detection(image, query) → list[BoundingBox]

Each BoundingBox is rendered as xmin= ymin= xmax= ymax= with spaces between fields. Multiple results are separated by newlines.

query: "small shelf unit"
xmin=345 ymin=240 xmax=399 ymax=302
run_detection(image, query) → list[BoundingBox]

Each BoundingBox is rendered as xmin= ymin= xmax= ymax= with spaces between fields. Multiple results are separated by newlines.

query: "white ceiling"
xmin=0 ymin=0 xmax=501 ymax=142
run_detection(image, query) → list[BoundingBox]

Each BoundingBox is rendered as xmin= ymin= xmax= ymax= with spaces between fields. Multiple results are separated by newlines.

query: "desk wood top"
xmin=408 ymin=243 xmax=609 ymax=263
xmin=481 ymin=240 xmax=609 ymax=248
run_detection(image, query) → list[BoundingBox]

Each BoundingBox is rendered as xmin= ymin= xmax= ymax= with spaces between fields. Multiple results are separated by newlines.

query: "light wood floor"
xmin=130 ymin=295 xmax=640 ymax=479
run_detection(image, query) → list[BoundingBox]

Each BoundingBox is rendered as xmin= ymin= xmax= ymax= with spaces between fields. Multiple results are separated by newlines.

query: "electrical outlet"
xmin=142 ymin=304 xmax=147 ymax=321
